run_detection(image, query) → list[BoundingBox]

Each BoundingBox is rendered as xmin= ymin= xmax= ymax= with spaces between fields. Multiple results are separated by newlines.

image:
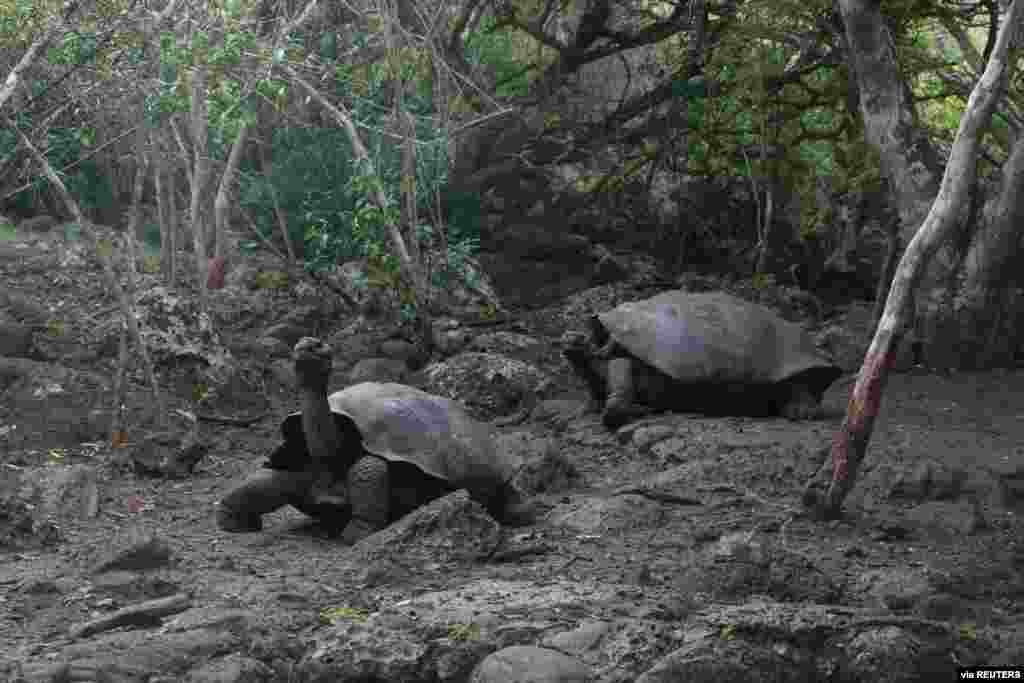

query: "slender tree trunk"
xmin=127 ymin=124 xmax=150 ymax=264
xmin=210 ymin=122 xmax=250 ymax=289
xmin=806 ymin=0 xmax=1024 ymax=518
xmin=872 ymin=215 xmax=901 ymax=329
xmin=258 ymin=143 xmax=297 ymax=262
xmin=669 ymin=0 xmax=707 ymax=273
xmin=190 ymin=58 xmax=211 ymax=303
xmin=170 ymin=116 xmax=194 ymax=190
xmin=155 ymin=135 xmax=178 ymax=285
xmin=166 ymin=159 xmax=182 ymax=284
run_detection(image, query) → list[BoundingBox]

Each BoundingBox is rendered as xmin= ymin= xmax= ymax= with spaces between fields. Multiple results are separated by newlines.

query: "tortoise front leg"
xmin=341 ymin=455 xmax=391 ymax=544
xmin=218 ymin=469 xmax=317 ymax=532
xmin=779 ymin=382 xmax=820 ymax=420
xmin=560 ymin=332 xmax=607 ymax=410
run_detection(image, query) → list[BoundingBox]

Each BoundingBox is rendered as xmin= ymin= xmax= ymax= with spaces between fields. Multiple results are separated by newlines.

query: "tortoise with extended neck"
xmin=562 ymin=290 xmax=842 ymax=429
xmin=217 ymin=338 xmax=535 ymax=543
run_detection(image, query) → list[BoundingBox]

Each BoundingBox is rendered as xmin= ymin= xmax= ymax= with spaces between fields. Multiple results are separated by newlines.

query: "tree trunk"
xmin=805 ymin=0 xmax=1024 ymax=519
xmin=189 ymin=59 xmax=211 ymax=303
xmin=210 ymin=122 xmax=250 ymax=289
xmin=957 ymin=133 xmax=1024 ymax=354
xmin=837 ymin=0 xmax=945 ymax=247
xmin=871 ymin=215 xmax=901 ymax=330
xmin=155 ymin=151 xmax=176 ymax=285
xmin=258 ymin=143 xmax=297 ymax=262
xmin=127 ymin=123 xmax=150 ymax=264
xmin=835 ymin=0 xmax=961 ymax=361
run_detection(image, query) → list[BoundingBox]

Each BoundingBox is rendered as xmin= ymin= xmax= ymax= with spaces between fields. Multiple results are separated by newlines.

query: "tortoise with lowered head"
xmin=217 ymin=338 xmax=534 ymax=543
xmin=561 ymin=290 xmax=842 ymax=429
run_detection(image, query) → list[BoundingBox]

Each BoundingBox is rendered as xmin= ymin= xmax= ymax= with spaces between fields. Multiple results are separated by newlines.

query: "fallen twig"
xmin=196 ymin=412 xmax=269 ymax=426
xmin=612 ymin=487 xmax=703 ymax=506
xmin=68 ymin=593 xmax=192 ymax=639
xmin=487 ymin=543 xmax=555 ymax=563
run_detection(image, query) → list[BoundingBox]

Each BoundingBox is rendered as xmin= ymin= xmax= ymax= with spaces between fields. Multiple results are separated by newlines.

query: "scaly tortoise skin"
xmin=562 ymin=290 xmax=842 ymax=429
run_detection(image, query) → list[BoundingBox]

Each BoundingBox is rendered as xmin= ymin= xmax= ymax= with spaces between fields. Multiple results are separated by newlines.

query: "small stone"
xmin=906 ymin=501 xmax=980 ymax=539
xmin=379 ymin=338 xmax=420 ymax=364
xmin=18 ymin=215 xmax=58 ymax=233
xmin=0 ymin=322 xmax=36 ymax=358
xmin=531 ymin=399 xmax=586 ymax=426
xmin=857 ymin=568 xmax=932 ymax=612
xmin=260 ymin=337 xmax=292 ymax=359
xmin=263 ymin=322 xmax=309 ymax=348
xmin=649 ymin=438 xmax=689 ymax=461
xmin=348 ymin=357 xmax=409 ymax=385
xmin=471 ymin=645 xmax=592 ymax=683
xmin=590 ymin=245 xmax=629 ymax=285
xmin=632 ymin=426 xmax=675 ymax=451
xmin=93 ymin=534 xmax=173 ymax=573
xmin=543 ymin=621 xmax=614 ymax=655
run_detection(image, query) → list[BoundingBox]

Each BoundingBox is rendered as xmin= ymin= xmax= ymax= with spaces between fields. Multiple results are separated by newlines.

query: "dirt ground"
xmin=1 ymin=229 xmax=1023 ymax=680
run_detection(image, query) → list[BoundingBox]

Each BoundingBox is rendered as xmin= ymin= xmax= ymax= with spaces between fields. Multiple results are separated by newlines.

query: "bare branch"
xmin=0 ymin=5 xmax=79 ymax=110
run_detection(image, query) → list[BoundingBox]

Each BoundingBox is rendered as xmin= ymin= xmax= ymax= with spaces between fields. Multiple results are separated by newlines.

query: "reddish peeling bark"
xmin=823 ymin=336 xmax=899 ymax=514
xmin=206 ymin=255 xmax=227 ymax=290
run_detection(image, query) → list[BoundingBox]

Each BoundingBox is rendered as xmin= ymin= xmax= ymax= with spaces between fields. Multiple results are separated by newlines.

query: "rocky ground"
xmin=1 ymin=223 xmax=1024 ymax=682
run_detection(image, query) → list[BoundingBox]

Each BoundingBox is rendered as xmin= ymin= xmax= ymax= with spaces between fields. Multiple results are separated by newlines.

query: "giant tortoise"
xmin=217 ymin=338 xmax=534 ymax=543
xmin=562 ymin=290 xmax=842 ymax=429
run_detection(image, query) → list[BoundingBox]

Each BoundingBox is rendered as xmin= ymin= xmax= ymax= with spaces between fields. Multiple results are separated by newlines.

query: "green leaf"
xmin=319 ymin=606 xmax=370 ymax=625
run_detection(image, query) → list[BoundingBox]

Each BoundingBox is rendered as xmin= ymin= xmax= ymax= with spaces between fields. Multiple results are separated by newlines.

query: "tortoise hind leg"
xmin=341 ymin=455 xmax=391 ymax=544
xmin=496 ymin=485 xmax=536 ymax=527
xmin=603 ymin=357 xmax=650 ymax=429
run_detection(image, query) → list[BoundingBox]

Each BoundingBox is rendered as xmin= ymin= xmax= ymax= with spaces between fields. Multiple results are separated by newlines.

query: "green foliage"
xmin=0 ymin=0 xmax=36 ymax=42
xmin=958 ymin=623 xmax=977 ymax=642
xmin=0 ymin=219 xmax=15 ymax=242
xmin=66 ymin=159 xmax=116 ymax=217
xmin=253 ymin=270 xmax=290 ymax=290
xmin=318 ymin=32 xmax=337 ymax=62
xmin=141 ymin=254 xmax=161 ymax=273
xmin=210 ymin=29 xmax=256 ymax=69
xmin=159 ymin=31 xmax=191 ymax=66
xmin=672 ymin=76 xmax=708 ymax=100
xmin=209 ymin=78 xmax=257 ymax=141
xmin=319 ymin=606 xmax=370 ymax=625
xmin=464 ymin=15 xmax=534 ymax=98
xmin=47 ymin=31 xmax=99 ymax=65
xmin=447 ymin=622 xmax=480 ymax=641
xmin=141 ymin=221 xmax=162 ymax=250
xmin=238 ymin=126 xmax=362 ymax=264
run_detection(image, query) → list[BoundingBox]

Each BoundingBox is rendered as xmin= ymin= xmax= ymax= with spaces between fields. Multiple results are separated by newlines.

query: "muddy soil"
xmin=1 ymin=229 xmax=1023 ymax=681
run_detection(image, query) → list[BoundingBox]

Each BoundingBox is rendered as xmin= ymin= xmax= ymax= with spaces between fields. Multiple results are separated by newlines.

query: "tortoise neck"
xmin=298 ymin=386 xmax=343 ymax=473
